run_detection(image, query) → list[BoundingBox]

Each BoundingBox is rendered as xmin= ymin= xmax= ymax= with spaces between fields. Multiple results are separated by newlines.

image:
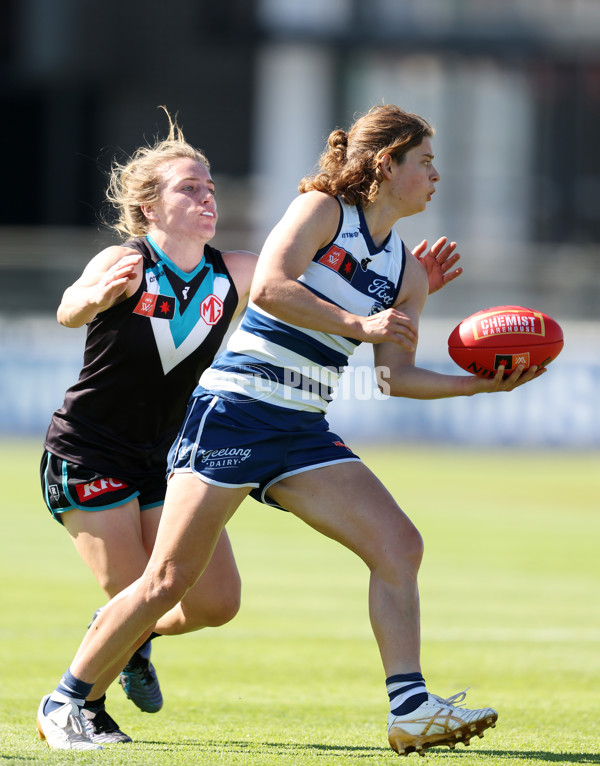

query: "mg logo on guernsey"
xmin=201 ymin=294 xmax=224 ymax=325
xmin=75 ymin=478 xmax=128 ymax=502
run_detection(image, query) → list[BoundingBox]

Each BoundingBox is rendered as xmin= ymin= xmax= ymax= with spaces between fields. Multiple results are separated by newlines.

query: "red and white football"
xmin=448 ymin=305 xmax=564 ymax=378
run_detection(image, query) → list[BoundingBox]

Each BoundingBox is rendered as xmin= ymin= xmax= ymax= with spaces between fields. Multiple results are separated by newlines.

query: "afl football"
xmin=448 ymin=305 xmax=564 ymax=378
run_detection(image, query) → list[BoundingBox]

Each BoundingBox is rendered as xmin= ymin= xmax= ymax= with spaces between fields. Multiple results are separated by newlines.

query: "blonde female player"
xmin=39 ymin=110 xmax=256 ymax=743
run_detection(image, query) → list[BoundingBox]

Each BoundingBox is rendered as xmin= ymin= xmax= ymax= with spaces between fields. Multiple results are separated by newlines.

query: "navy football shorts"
xmin=40 ymin=450 xmax=166 ymax=524
xmin=167 ymin=388 xmax=361 ymax=509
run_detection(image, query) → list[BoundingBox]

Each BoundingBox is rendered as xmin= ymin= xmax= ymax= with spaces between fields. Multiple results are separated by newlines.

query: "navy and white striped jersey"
xmin=200 ymin=199 xmax=407 ymax=412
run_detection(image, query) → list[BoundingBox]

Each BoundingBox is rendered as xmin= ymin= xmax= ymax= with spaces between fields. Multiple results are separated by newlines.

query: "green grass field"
xmin=1 ymin=439 xmax=599 ymax=765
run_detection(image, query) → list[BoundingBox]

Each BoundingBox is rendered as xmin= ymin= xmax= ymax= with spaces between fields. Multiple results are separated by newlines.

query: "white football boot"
xmin=37 ymin=693 xmax=102 ymax=750
xmin=387 ymin=689 xmax=498 ymax=756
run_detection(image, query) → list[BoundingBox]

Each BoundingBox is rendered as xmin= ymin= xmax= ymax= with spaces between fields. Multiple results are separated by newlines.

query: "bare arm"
xmin=251 ymin=192 xmax=417 ymax=350
xmin=376 ymin=344 xmax=543 ymax=399
xmin=57 ymin=247 xmax=143 ymax=328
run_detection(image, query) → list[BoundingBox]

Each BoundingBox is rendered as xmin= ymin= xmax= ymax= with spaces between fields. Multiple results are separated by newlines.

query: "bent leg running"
xmin=69 ymin=473 xmax=248 ymax=684
xmin=63 ymin=499 xmax=241 ymax=697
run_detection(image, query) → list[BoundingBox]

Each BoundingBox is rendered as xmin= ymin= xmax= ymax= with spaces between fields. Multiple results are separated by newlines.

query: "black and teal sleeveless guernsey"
xmin=44 ymin=235 xmax=238 ymax=479
xmin=200 ymin=199 xmax=406 ymax=412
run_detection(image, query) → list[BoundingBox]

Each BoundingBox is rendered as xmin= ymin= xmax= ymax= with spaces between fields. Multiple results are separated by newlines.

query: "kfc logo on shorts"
xmin=201 ymin=294 xmax=224 ymax=325
xmin=75 ymin=478 xmax=128 ymax=502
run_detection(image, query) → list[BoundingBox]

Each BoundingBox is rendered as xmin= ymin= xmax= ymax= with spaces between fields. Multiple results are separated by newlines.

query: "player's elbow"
xmin=57 ymin=307 xmax=77 ymax=328
xmin=250 ymin=279 xmax=278 ymax=312
xmin=57 ymin=309 xmax=85 ymax=329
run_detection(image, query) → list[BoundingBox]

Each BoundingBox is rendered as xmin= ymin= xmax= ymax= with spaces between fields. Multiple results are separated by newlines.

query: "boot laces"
xmin=430 ymin=688 xmax=470 ymax=709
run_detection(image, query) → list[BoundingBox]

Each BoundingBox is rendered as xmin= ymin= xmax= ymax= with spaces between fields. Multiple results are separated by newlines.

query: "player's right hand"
xmin=358 ymin=308 xmax=418 ymax=351
xmin=94 ymin=254 xmax=142 ymax=311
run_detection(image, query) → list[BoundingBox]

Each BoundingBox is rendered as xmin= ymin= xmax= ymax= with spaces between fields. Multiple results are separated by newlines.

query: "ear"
xmin=141 ymin=203 xmax=158 ymax=223
xmin=378 ymin=153 xmax=395 ymax=180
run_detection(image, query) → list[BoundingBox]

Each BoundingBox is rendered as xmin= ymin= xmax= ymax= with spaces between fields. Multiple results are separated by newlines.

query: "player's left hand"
xmin=413 ymin=237 xmax=463 ymax=294
xmin=472 ymin=363 xmax=546 ymax=395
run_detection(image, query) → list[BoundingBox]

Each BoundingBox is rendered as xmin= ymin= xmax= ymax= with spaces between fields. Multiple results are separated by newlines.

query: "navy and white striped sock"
xmin=43 ymin=668 xmax=95 ymax=716
xmin=386 ymin=672 xmax=428 ymax=716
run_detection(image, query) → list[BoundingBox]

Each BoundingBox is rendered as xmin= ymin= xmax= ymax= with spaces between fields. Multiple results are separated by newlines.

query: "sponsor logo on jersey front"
xmin=367 ymin=278 xmax=395 ymax=307
xmin=200 ymin=294 xmax=224 ymax=325
xmin=318 ymin=245 xmax=358 ymax=282
xmin=133 ymin=292 xmax=176 ymax=319
xmin=75 ymin=478 xmax=128 ymax=502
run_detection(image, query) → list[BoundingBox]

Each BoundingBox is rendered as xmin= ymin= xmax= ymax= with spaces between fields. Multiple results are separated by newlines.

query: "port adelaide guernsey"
xmin=44 ymin=235 xmax=238 ymax=479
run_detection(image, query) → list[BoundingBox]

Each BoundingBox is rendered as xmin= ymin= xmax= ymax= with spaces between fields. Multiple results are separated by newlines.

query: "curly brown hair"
xmin=298 ymin=104 xmax=433 ymax=207
xmin=106 ymin=106 xmax=210 ymax=238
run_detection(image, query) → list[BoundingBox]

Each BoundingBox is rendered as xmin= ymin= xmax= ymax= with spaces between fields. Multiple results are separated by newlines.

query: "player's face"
xmin=151 ymin=158 xmax=218 ymax=240
xmin=388 ymin=138 xmax=440 ymax=217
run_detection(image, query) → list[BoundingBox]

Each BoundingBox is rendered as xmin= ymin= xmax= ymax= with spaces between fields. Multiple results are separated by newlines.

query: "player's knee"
xmin=198 ymin=572 xmax=242 ymax=627
xmin=376 ymin=522 xmax=424 ymax=582
xmin=405 ymin=523 xmax=424 ymax=566
xmin=142 ymin=563 xmax=192 ymax=612
xmin=203 ymin=593 xmax=241 ymax=627
xmin=98 ymin=570 xmax=141 ymax=599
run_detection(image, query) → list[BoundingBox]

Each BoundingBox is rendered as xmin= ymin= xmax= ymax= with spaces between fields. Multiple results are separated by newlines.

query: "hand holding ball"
xmin=448 ymin=305 xmax=564 ymax=378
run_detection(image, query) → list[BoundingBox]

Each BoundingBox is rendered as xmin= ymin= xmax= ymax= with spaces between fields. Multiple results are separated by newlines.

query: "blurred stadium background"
xmin=1 ymin=0 xmax=598 ymax=446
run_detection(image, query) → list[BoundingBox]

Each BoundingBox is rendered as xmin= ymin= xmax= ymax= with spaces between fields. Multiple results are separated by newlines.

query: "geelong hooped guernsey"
xmin=44 ymin=236 xmax=238 ymax=479
xmin=200 ymin=199 xmax=406 ymax=412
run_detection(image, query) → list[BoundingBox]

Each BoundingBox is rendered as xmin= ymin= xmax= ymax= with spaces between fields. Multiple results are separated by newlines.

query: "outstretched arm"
xmin=373 ymin=252 xmax=545 ymax=398
xmin=412 ymin=237 xmax=462 ymax=294
xmin=375 ymin=341 xmax=544 ymax=399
